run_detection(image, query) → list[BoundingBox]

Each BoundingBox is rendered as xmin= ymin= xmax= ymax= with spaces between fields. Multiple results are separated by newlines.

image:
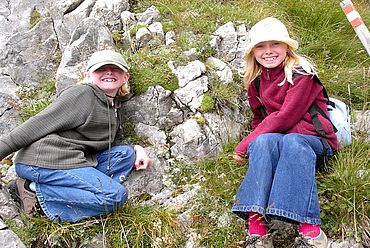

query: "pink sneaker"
xmin=240 ymin=234 xmax=274 ymax=248
xmin=293 ymin=230 xmax=330 ymax=248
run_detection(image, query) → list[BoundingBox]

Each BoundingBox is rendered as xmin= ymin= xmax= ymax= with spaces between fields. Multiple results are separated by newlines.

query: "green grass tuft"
xmin=127 ymin=47 xmax=180 ymax=94
xmin=318 ymin=138 xmax=370 ymax=241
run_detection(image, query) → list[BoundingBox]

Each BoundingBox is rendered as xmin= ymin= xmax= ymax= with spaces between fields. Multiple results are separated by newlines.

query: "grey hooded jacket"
xmin=0 ymin=84 xmax=123 ymax=169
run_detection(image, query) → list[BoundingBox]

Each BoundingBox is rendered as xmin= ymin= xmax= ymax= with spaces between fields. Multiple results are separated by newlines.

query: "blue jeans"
xmin=15 ymin=145 xmax=135 ymax=223
xmin=231 ymin=133 xmax=332 ymax=225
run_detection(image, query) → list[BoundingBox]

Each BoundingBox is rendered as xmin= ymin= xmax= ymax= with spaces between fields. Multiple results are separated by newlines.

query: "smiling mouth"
xmin=264 ymin=57 xmax=277 ymax=61
xmin=102 ymin=78 xmax=116 ymax=82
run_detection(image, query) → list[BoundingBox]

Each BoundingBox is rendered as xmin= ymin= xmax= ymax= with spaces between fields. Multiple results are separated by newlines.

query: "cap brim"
xmin=88 ymin=61 xmax=128 ymax=73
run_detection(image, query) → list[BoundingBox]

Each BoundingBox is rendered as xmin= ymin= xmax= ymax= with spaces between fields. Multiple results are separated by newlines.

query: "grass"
xmin=318 ymin=137 xmax=370 ymax=242
xmin=9 ymin=202 xmax=184 ymax=247
xmin=11 ymin=0 xmax=370 ymax=247
xmin=137 ymin=0 xmax=369 ymax=108
xmin=125 ymin=46 xmax=181 ymax=94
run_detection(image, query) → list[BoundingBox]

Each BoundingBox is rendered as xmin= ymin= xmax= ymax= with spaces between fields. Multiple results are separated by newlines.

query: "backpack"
xmin=254 ymin=73 xmax=351 ymax=150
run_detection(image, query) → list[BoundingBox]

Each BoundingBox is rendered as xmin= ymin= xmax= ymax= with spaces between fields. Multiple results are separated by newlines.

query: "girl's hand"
xmin=233 ymin=152 xmax=246 ymax=165
xmin=133 ymin=145 xmax=152 ymax=170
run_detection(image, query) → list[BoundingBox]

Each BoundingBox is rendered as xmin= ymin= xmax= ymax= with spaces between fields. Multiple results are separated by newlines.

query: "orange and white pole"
xmin=340 ymin=0 xmax=370 ymax=56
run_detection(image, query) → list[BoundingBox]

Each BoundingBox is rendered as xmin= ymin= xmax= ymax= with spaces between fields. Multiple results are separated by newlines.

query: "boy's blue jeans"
xmin=232 ymin=133 xmax=332 ymax=225
xmin=15 ymin=145 xmax=135 ymax=223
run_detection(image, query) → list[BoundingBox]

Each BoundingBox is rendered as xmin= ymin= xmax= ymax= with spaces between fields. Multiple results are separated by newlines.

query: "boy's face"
xmin=89 ymin=64 xmax=129 ymax=96
xmin=253 ymin=40 xmax=288 ymax=68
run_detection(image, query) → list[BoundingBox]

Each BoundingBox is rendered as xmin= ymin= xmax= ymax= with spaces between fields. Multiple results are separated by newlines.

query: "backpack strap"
xmin=306 ymin=75 xmax=337 ymax=161
xmin=308 ymin=76 xmax=337 ymax=132
xmin=308 ymin=105 xmax=332 ymax=153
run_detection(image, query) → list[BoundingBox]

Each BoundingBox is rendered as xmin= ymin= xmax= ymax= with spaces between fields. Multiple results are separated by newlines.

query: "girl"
xmin=232 ymin=17 xmax=338 ymax=248
xmin=1 ymin=50 xmax=152 ymax=222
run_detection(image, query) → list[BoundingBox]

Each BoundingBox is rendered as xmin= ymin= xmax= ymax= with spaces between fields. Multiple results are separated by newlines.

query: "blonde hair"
xmin=243 ymin=46 xmax=316 ymax=88
xmin=117 ymin=83 xmax=129 ymax=96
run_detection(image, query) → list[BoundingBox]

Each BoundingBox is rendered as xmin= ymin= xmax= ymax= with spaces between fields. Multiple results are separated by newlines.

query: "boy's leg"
xmin=15 ymin=163 xmax=128 ymax=222
xmin=96 ymin=145 xmax=136 ymax=182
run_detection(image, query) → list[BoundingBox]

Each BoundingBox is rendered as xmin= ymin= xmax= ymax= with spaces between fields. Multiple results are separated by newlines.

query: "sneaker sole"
xmin=8 ymin=180 xmax=23 ymax=210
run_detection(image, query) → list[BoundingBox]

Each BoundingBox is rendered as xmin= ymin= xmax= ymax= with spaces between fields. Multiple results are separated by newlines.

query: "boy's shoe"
xmin=240 ymin=234 xmax=274 ymax=248
xmin=9 ymin=178 xmax=37 ymax=215
xmin=292 ymin=230 xmax=330 ymax=248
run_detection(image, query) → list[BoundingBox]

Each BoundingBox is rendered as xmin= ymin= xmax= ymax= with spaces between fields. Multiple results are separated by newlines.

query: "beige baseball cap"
xmin=245 ymin=17 xmax=299 ymax=56
xmin=87 ymin=50 xmax=129 ymax=73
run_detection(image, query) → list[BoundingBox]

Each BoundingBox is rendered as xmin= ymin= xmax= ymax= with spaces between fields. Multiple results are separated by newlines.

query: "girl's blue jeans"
xmin=232 ymin=133 xmax=333 ymax=225
xmin=15 ymin=145 xmax=135 ymax=223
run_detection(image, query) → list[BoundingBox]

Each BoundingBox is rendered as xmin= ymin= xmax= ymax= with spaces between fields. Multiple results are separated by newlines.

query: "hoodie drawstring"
xmin=106 ymin=99 xmax=113 ymax=171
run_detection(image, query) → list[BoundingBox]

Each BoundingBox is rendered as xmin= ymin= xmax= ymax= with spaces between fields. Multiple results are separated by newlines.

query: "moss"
xmin=199 ymin=94 xmax=215 ymax=112
xmin=194 ymin=115 xmax=206 ymax=125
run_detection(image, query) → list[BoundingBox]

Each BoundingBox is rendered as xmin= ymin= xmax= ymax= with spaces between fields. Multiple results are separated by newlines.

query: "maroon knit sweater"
xmin=235 ymin=64 xmax=338 ymax=156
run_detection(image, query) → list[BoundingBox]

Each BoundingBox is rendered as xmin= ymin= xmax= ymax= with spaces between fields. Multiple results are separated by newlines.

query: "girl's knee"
xmin=281 ymin=134 xmax=311 ymax=151
xmin=282 ymin=133 xmax=305 ymax=143
xmin=280 ymin=134 xmax=317 ymax=162
xmin=250 ymin=133 xmax=283 ymax=151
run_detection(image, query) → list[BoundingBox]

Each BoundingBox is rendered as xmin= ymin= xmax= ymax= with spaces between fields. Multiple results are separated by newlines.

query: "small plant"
xmin=120 ymin=122 xmax=149 ymax=146
xmin=188 ymin=143 xmax=246 ymax=246
xmin=17 ymin=80 xmax=56 ymax=122
xmin=112 ymin=31 xmax=126 ymax=52
xmin=207 ymin=78 xmax=243 ymax=110
xmin=30 ymin=8 xmax=43 ymax=29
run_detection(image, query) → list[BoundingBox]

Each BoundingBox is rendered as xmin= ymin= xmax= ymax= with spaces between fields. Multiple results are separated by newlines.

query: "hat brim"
xmin=88 ymin=61 xmax=128 ymax=73
xmin=244 ymin=38 xmax=299 ymax=57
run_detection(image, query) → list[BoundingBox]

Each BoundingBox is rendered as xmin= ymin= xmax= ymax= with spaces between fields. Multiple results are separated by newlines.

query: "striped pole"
xmin=340 ymin=0 xmax=370 ymax=56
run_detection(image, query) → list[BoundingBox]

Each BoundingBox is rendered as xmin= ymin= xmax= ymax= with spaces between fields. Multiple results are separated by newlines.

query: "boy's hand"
xmin=134 ymin=145 xmax=152 ymax=170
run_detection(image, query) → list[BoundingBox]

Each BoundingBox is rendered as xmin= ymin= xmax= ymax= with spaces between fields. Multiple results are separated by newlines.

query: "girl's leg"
xmin=232 ymin=133 xmax=284 ymax=220
xmin=299 ymin=222 xmax=321 ymax=238
xmin=266 ymin=133 xmax=331 ymax=226
xmin=249 ymin=212 xmax=267 ymax=236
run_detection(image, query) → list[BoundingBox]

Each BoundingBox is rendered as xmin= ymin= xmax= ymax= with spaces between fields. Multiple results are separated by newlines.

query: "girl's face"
xmin=88 ymin=64 xmax=129 ymax=96
xmin=253 ymin=41 xmax=288 ymax=68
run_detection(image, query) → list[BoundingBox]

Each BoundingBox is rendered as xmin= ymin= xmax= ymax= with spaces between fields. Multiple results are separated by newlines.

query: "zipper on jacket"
xmin=111 ymin=101 xmax=118 ymax=118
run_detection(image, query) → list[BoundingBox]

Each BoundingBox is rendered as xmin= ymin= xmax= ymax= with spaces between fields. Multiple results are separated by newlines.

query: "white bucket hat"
xmin=87 ymin=50 xmax=129 ymax=73
xmin=245 ymin=17 xmax=299 ymax=56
